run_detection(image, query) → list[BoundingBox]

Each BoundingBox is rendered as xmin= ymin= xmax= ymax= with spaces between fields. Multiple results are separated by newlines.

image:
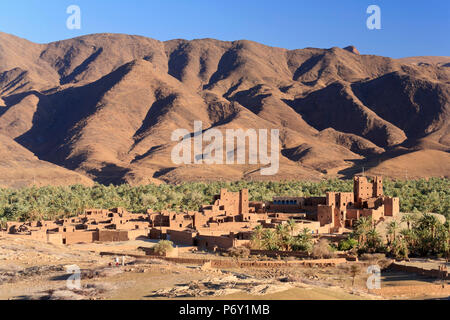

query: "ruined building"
xmin=317 ymin=176 xmax=399 ymax=232
xmin=3 ymin=176 xmax=399 ymax=250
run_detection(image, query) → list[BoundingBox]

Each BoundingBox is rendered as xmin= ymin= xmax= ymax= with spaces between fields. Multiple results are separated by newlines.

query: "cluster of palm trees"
xmin=0 ymin=177 xmax=448 ymax=223
xmin=347 ymin=213 xmax=449 ymax=259
xmin=250 ymin=219 xmax=314 ymax=252
xmin=352 ymin=217 xmax=385 ymax=254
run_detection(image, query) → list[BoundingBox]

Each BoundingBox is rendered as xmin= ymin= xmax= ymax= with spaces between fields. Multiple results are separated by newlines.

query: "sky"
xmin=0 ymin=0 xmax=448 ymax=58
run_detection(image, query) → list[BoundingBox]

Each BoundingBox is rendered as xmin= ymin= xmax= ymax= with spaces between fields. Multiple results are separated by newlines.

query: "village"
xmin=3 ymin=175 xmax=399 ymax=250
xmin=1 ymin=175 xmax=449 ymax=301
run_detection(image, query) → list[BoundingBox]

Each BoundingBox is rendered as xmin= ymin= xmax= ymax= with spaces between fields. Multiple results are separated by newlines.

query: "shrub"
xmin=227 ymin=246 xmax=250 ymax=258
xmin=153 ymin=240 xmax=174 ymax=256
xmin=312 ymin=239 xmax=335 ymax=259
xmin=359 ymin=253 xmax=386 ymax=263
xmin=338 ymin=238 xmax=359 ymax=251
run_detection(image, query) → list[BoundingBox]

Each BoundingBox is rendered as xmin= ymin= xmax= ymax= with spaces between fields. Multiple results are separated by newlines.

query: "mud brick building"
xmin=6 ymin=207 xmax=151 ymax=245
xmin=317 ymin=176 xmax=399 ymax=232
xmin=4 ymin=175 xmax=399 ymax=250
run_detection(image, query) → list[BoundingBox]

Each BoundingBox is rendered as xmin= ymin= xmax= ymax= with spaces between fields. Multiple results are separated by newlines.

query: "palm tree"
xmin=275 ymin=224 xmax=291 ymax=250
xmin=354 ymin=217 xmax=372 ymax=246
xmin=366 ymin=228 xmax=382 ymax=253
xmin=262 ymin=229 xmax=279 ymax=251
xmin=251 ymin=225 xmax=264 ymax=249
xmin=293 ymin=228 xmax=313 ymax=253
xmin=287 ymin=219 xmax=297 ymax=236
xmin=401 ymin=214 xmax=415 ymax=231
xmin=387 ymin=221 xmax=400 ymax=244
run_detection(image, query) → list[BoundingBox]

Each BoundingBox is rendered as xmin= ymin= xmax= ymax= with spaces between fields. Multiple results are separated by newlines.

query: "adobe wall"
xmin=203 ymin=221 xmax=258 ymax=233
xmin=241 ymin=212 xmax=268 ymax=222
xmin=211 ymin=189 xmax=250 ymax=215
xmin=97 ymin=230 xmax=129 ymax=242
xmin=6 ymin=222 xmax=22 ymax=233
xmin=267 ymin=204 xmax=303 ymax=213
xmin=47 ymin=233 xmax=63 ymax=245
xmin=326 ymin=192 xmax=353 ymax=209
xmin=168 ymin=229 xmax=197 ymax=246
xmin=250 ymin=249 xmax=310 ymax=258
xmin=294 ymin=220 xmax=322 ymax=234
xmin=303 ymin=197 xmax=327 ymax=207
xmin=384 ymin=197 xmax=400 ymax=217
xmin=102 ymin=251 xmax=348 ymax=268
xmin=30 ymin=230 xmax=47 ymax=241
xmin=354 ymin=175 xmax=384 ymax=203
xmin=193 ymin=212 xmax=210 ymax=229
xmin=369 ymin=284 xmax=450 ymax=297
xmin=317 ymin=205 xmax=333 ymax=226
xmin=271 ymin=213 xmax=306 ymax=220
xmin=196 ymin=235 xmax=235 ymax=249
xmin=127 ymin=228 xmax=149 ymax=240
xmin=389 ymin=262 xmax=449 ymax=279
xmin=149 ymin=227 xmax=167 ymax=240
xmin=64 ymin=231 xmax=96 ymax=244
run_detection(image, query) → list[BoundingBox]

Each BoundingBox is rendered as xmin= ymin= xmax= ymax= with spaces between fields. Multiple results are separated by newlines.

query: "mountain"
xmin=0 ymin=133 xmax=93 ymax=188
xmin=0 ymin=32 xmax=448 ymax=187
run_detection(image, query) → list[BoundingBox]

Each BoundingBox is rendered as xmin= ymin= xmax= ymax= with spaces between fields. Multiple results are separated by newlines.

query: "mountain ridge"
xmin=0 ymin=32 xmax=448 ymax=187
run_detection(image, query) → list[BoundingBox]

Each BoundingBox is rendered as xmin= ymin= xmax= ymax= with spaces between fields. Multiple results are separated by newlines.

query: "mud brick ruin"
xmin=5 ymin=207 xmax=151 ymax=245
xmin=4 ymin=175 xmax=399 ymax=250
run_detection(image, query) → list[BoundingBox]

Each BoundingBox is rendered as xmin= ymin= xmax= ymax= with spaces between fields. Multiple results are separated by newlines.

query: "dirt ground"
xmin=0 ymin=235 xmax=448 ymax=300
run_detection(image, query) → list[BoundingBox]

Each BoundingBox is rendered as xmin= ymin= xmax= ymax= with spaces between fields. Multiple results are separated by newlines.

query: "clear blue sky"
xmin=0 ymin=0 xmax=448 ymax=58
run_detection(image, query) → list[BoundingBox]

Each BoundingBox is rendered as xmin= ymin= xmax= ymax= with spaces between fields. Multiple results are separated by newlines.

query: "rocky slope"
xmin=0 ymin=32 xmax=448 ymax=186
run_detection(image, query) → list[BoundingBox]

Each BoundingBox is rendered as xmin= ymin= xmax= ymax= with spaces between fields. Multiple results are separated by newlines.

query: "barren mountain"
xmin=0 ymin=32 xmax=448 ymax=187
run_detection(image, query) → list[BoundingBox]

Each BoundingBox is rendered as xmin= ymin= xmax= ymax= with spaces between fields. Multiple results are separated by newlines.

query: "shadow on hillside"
xmin=337 ymin=146 xmax=418 ymax=179
xmin=87 ymin=163 xmax=131 ymax=185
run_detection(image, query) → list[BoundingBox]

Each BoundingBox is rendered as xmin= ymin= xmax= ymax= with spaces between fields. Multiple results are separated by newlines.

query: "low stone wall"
xmin=249 ymin=249 xmax=310 ymax=258
xmin=210 ymin=258 xmax=347 ymax=268
xmin=248 ymin=249 xmax=355 ymax=261
xmin=139 ymin=246 xmax=179 ymax=258
xmin=370 ymin=284 xmax=450 ymax=297
xmin=100 ymin=251 xmax=346 ymax=268
xmin=389 ymin=262 xmax=449 ymax=280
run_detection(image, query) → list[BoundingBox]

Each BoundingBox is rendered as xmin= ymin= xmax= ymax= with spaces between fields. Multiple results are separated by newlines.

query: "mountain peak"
xmin=343 ymin=45 xmax=360 ymax=55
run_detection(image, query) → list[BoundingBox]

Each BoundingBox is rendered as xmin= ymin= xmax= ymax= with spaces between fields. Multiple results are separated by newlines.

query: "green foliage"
xmin=338 ymin=238 xmax=358 ymax=251
xmin=311 ymin=239 xmax=335 ymax=259
xmin=348 ymin=212 xmax=449 ymax=259
xmin=383 ymin=178 xmax=450 ymax=218
xmin=251 ymin=225 xmax=314 ymax=253
xmin=153 ymin=240 xmax=174 ymax=256
xmin=407 ymin=214 xmax=449 ymax=257
xmin=0 ymin=178 xmax=448 ymax=222
xmin=292 ymin=228 xmax=314 ymax=253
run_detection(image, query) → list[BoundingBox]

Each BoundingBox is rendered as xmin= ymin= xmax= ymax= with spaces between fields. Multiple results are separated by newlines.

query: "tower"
xmin=373 ymin=176 xmax=383 ymax=197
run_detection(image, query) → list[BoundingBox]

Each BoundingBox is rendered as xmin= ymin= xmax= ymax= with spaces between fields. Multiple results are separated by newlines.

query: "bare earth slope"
xmin=0 ymin=32 xmax=448 ymax=186
xmin=0 ymin=134 xmax=94 ymax=188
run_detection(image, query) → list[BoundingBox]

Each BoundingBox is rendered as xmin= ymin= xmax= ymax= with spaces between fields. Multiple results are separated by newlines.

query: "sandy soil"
xmin=0 ymin=235 xmax=448 ymax=300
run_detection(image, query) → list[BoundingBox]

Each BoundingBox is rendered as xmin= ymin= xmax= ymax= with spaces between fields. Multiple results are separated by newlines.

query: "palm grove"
xmin=0 ymin=178 xmax=448 ymax=259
